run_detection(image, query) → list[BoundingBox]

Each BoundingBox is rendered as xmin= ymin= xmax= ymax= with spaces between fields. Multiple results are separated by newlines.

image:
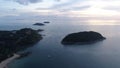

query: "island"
xmin=44 ymin=21 xmax=50 ymax=23
xmin=61 ymin=31 xmax=106 ymax=45
xmin=0 ymin=28 xmax=43 ymax=62
xmin=33 ymin=23 xmax=45 ymax=26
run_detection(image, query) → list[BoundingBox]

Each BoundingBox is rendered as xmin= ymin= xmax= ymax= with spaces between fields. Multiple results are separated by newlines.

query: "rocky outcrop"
xmin=0 ymin=28 xmax=43 ymax=62
xmin=44 ymin=21 xmax=50 ymax=23
xmin=61 ymin=31 xmax=106 ymax=45
xmin=33 ymin=23 xmax=45 ymax=26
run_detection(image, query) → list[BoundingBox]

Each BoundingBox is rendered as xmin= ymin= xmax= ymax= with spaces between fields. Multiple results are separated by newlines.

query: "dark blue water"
xmin=1 ymin=20 xmax=120 ymax=68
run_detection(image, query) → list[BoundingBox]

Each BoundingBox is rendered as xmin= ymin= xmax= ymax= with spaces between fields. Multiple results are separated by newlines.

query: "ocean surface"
xmin=1 ymin=20 xmax=120 ymax=68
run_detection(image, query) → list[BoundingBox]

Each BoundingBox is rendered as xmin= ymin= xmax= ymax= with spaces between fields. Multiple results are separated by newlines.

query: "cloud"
xmin=72 ymin=5 xmax=91 ymax=10
xmin=48 ymin=0 xmax=89 ymax=11
xmin=58 ymin=5 xmax=91 ymax=12
xmin=9 ymin=0 xmax=61 ymax=5
xmin=2 ymin=0 xmax=120 ymax=17
xmin=11 ymin=8 xmax=17 ymax=11
xmin=51 ymin=0 xmax=79 ymax=9
xmin=36 ymin=7 xmax=50 ymax=10
xmin=54 ymin=0 xmax=61 ymax=2
xmin=104 ymin=6 xmax=120 ymax=11
xmin=13 ymin=0 xmax=43 ymax=5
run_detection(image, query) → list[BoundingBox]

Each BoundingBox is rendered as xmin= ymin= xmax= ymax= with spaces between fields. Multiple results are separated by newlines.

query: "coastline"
xmin=0 ymin=28 xmax=42 ymax=68
xmin=0 ymin=54 xmax=20 ymax=68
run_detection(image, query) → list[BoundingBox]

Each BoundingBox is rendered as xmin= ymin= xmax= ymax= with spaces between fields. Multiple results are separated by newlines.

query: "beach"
xmin=0 ymin=54 xmax=20 ymax=68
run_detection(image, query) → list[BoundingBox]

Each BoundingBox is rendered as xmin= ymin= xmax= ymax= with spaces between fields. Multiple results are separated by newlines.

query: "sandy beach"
xmin=0 ymin=54 xmax=20 ymax=68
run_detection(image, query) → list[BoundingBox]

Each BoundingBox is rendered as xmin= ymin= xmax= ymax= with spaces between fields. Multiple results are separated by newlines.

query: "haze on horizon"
xmin=0 ymin=0 xmax=120 ymax=25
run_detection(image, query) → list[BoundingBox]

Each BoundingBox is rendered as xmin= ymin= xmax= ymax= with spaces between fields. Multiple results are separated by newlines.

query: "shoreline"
xmin=0 ymin=54 xmax=20 ymax=68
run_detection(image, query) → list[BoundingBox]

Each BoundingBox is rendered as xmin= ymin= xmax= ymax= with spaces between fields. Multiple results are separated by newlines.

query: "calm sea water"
xmin=1 ymin=20 xmax=120 ymax=68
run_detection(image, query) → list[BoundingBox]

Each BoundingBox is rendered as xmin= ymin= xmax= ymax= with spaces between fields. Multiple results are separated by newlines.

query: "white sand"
xmin=0 ymin=54 xmax=20 ymax=68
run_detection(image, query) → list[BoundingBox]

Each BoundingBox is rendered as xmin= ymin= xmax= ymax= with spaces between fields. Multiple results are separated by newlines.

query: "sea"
xmin=0 ymin=18 xmax=120 ymax=68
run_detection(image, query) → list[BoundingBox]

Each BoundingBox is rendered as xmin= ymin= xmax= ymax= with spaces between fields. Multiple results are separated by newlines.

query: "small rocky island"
xmin=33 ymin=23 xmax=45 ymax=26
xmin=0 ymin=28 xmax=43 ymax=62
xmin=61 ymin=31 xmax=106 ymax=45
xmin=44 ymin=21 xmax=50 ymax=23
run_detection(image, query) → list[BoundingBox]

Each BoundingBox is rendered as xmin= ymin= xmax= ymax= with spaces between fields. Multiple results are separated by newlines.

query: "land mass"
xmin=33 ymin=23 xmax=45 ymax=26
xmin=61 ymin=31 xmax=106 ymax=45
xmin=44 ymin=21 xmax=50 ymax=23
xmin=0 ymin=28 xmax=43 ymax=63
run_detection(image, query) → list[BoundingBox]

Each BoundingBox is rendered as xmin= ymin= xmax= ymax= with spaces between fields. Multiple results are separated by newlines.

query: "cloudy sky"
xmin=0 ymin=0 xmax=120 ymax=23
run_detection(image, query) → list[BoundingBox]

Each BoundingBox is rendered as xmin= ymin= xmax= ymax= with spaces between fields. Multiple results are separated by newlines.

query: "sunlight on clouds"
xmin=80 ymin=8 xmax=119 ymax=17
xmin=1 ymin=0 xmax=120 ymax=23
xmin=32 ymin=10 xmax=53 ymax=15
xmin=34 ymin=9 xmax=65 ymax=15
xmin=66 ymin=0 xmax=120 ymax=17
xmin=2 ymin=0 xmax=120 ymax=17
xmin=87 ymin=20 xmax=117 ymax=25
xmin=66 ymin=9 xmax=119 ymax=17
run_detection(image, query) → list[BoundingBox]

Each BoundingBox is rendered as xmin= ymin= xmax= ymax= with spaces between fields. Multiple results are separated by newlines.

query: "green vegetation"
xmin=61 ymin=31 xmax=106 ymax=45
xmin=0 ymin=28 xmax=43 ymax=62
